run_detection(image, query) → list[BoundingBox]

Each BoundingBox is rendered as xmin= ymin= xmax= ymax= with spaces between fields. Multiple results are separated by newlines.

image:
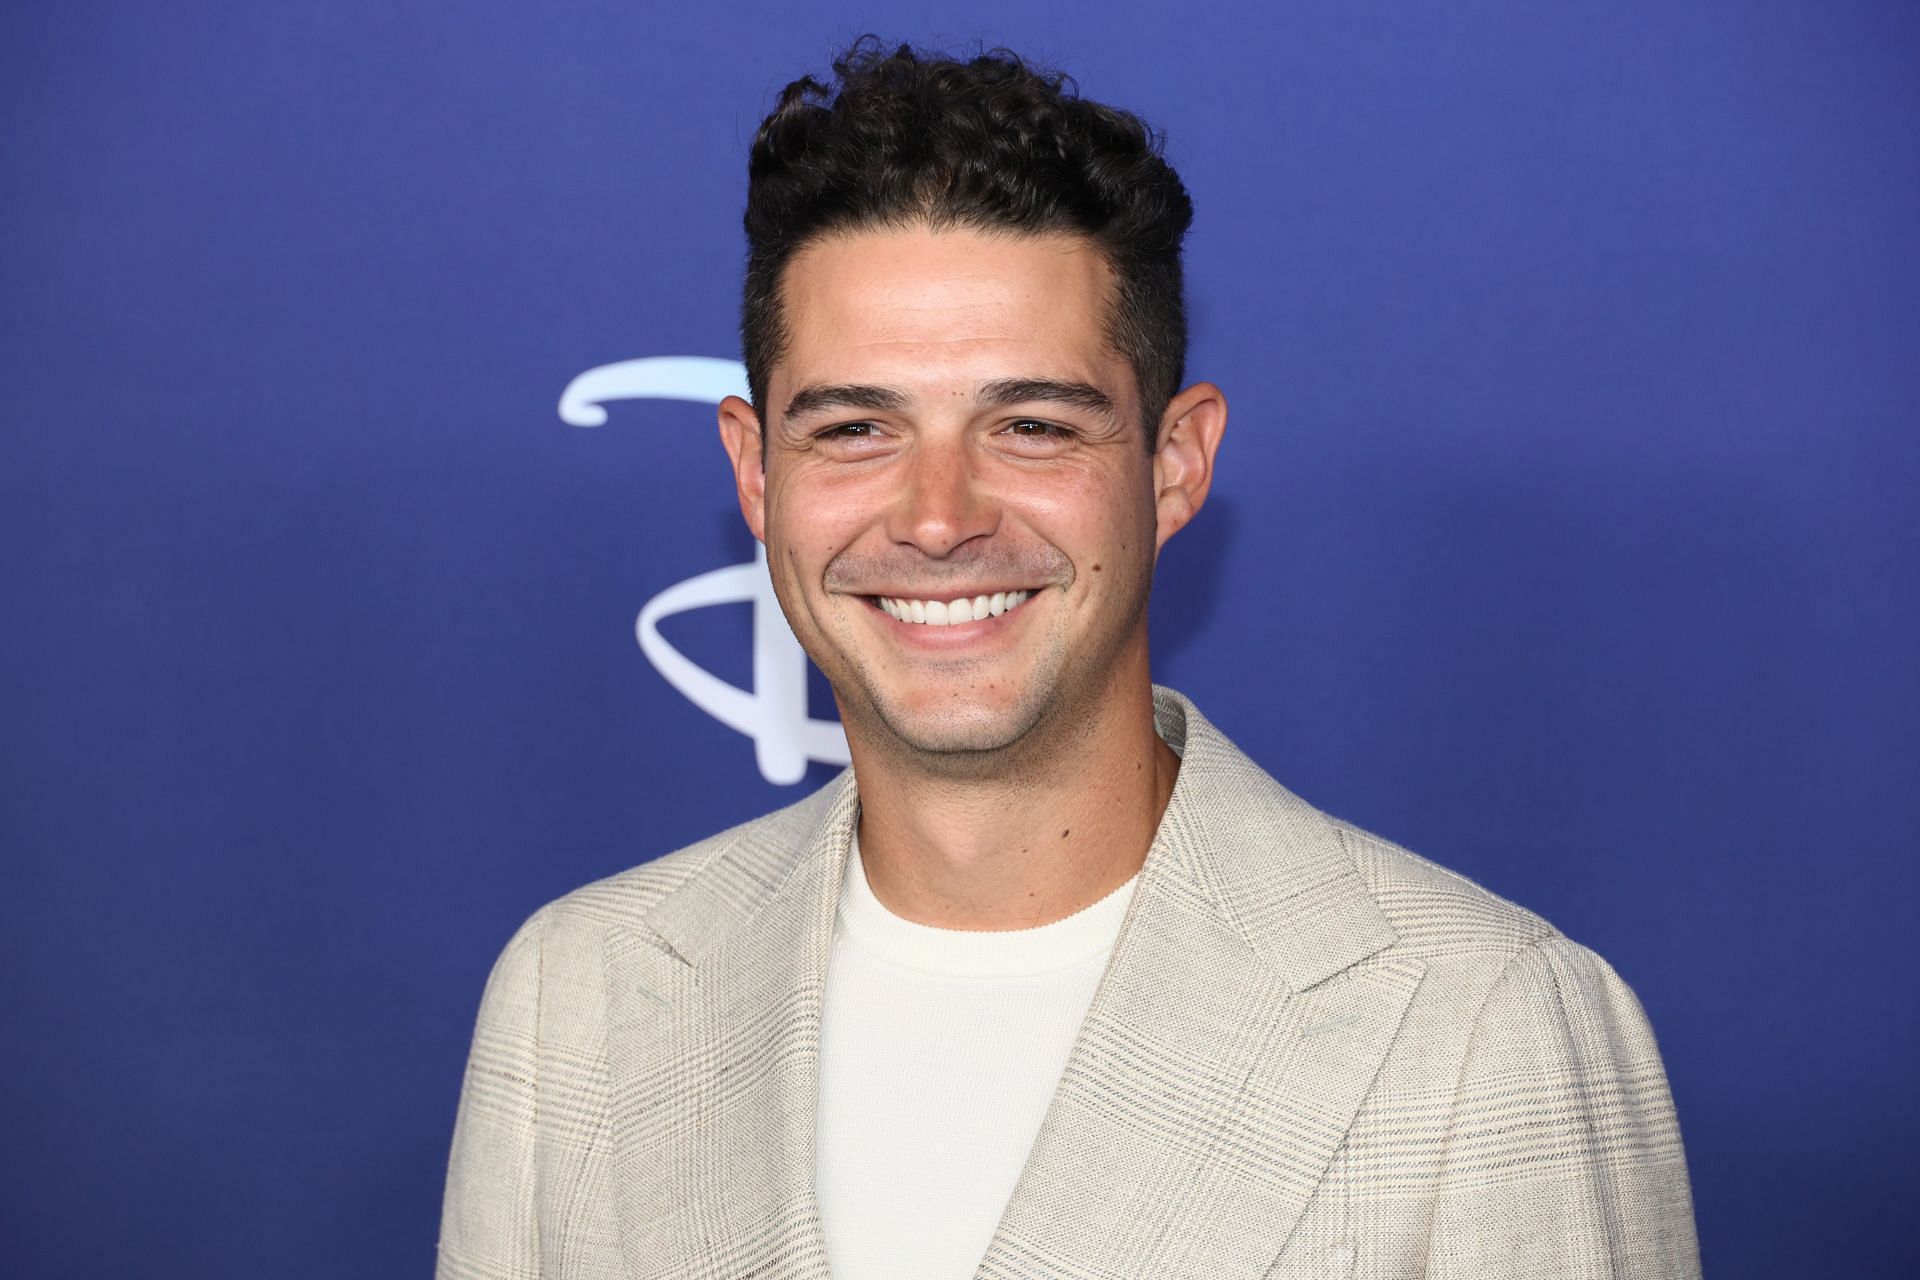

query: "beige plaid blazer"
xmin=438 ymin=688 xmax=1700 ymax=1279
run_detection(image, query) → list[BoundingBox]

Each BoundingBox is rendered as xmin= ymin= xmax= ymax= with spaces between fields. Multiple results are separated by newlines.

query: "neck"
xmin=845 ymin=661 xmax=1180 ymax=930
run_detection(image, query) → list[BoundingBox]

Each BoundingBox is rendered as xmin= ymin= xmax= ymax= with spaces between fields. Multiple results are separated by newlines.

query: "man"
xmin=439 ymin=41 xmax=1701 ymax=1280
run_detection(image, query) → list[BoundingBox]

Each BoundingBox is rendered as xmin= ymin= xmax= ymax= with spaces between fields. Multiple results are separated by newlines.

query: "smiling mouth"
xmin=869 ymin=590 xmax=1037 ymax=626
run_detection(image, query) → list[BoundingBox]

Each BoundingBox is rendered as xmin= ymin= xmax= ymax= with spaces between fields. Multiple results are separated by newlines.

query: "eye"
xmin=1001 ymin=418 xmax=1074 ymax=440
xmin=804 ymin=419 xmax=895 ymax=459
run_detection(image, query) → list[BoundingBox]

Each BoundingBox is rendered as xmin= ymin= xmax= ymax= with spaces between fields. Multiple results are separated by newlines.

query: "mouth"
xmin=866 ymin=589 xmax=1039 ymax=626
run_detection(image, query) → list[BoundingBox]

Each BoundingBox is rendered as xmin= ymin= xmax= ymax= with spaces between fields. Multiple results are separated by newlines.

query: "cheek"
xmin=1011 ymin=470 xmax=1156 ymax=557
xmin=767 ymin=467 xmax=873 ymax=546
xmin=764 ymin=467 xmax=891 ymax=607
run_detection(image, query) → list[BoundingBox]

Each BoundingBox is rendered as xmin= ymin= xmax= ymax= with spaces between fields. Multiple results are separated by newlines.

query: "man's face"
xmin=719 ymin=225 xmax=1218 ymax=764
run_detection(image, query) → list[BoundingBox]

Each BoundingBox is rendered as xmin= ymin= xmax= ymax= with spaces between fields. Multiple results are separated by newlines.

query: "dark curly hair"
xmin=741 ymin=38 xmax=1195 ymax=443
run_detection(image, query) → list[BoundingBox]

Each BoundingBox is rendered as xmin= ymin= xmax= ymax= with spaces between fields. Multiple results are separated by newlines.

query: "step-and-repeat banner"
xmin=5 ymin=3 xmax=1915 ymax=1276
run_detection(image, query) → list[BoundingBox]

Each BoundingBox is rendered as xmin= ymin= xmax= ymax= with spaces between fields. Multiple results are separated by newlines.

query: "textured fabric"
xmin=816 ymin=835 xmax=1135 ymax=1279
xmin=438 ymin=687 xmax=1701 ymax=1279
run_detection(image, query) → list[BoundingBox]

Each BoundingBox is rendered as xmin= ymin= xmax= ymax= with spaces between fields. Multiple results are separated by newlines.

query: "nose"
xmin=887 ymin=437 xmax=998 ymax=558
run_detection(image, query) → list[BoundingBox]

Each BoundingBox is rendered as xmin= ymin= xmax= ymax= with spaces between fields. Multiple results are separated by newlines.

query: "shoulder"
xmin=479 ymin=776 xmax=847 ymax=983
xmin=1160 ymin=686 xmax=1591 ymax=976
xmin=1328 ymin=816 xmax=1563 ymax=963
xmin=1324 ymin=814 xmax=1666 ymax=1049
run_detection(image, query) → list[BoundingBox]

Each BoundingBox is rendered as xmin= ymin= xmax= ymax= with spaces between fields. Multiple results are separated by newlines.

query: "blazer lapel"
xmin=598 ymin=689 xmax=1418 ymax=1279
xmin=976 ymin=690 xmax=1425 ymax=1278
xmin=604 ymin=776 xmax=857 ymax=1280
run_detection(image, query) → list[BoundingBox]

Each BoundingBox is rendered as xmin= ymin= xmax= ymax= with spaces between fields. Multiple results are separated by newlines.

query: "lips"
xmin=873 ymin=590 xmax=1035 ymax=625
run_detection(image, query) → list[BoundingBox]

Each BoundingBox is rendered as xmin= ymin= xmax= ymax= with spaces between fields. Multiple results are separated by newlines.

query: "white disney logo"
xmin=558 ymin=356 xmax=850 ymax=785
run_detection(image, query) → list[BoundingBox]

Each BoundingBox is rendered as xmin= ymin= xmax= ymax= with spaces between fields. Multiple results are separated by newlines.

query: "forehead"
xmin=774 ymin=225 xmax=1127 ymax=400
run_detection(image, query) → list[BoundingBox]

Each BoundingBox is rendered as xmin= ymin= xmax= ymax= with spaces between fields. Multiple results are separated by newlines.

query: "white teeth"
xmin=879 ymin=590 xmax=1033 ymax=626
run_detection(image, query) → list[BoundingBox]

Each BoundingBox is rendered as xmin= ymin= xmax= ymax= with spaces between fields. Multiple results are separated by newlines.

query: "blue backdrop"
xmin=4 ymin=2 xmax=1915 ymax=1275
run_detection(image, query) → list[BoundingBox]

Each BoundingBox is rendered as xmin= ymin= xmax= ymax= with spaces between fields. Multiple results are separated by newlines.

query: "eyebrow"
xmin=782 ymin=378 xmax=1116 ymax=422
xmin=782 ymin=383 xmax=910 ymax=421
xmin=979 ymin=378 xmax=1116 ymax=420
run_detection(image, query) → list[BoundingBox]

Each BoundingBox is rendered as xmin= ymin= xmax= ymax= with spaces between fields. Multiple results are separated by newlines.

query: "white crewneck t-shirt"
xmin=815 ymin=834 xmax=1138 ymax=1280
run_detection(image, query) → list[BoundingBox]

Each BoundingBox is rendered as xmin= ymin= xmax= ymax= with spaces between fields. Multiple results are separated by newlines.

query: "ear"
xmin=1150 ymin=381 xmax=1227 ymax=551
xmin=716 ymin=395 xmax=768 ymax=543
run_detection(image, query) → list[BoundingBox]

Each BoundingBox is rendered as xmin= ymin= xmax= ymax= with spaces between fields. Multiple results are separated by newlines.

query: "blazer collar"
xmin=610 ymin=686 xmax=1415 ymax=1278
xmin=977 ymin=689 xmax=1420 ymax=1276
xmin=641 ymin=767 xmax=858 ymax=970
xmin=642 ymin=687 xmax=1397 ymax=985
xmin=606 ymin=775 xmax=856 ymax=1279
xmin=1142 ymin=685 xmax=1400 ymax=989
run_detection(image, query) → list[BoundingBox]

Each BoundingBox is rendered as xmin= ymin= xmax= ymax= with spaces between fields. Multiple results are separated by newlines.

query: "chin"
xmin=862 ymin=686 xmax=1047 ymax=759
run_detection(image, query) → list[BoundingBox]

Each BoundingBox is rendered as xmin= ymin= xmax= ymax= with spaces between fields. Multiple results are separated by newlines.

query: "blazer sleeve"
xmin=437 ymin=908 xmax=549 ymax=1280
xmin=1425 ymin=935 xmax=1702 ymax=1279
